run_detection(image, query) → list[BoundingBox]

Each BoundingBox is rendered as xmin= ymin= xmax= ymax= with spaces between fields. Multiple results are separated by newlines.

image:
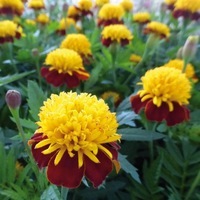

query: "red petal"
xmin=130 ymin=94 xmax=148 ymax=114
xmin=47 ymin=152 xmax=84 ymax=188
xmin=145 ymin=100 xmax=169 ymax=122
xmin=65 ymin=74 xmax=80 ymax=88
xmin=41 ymin=67 xmax=49 ymax=77
xmin=85 ymin=150 xmax=113 ymax=188
xmin=165 ymin=102 xmax=190 ymax=126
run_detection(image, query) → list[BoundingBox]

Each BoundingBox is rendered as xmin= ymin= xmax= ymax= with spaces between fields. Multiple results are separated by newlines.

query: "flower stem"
xmin=35 ymin=56 xmax=42 ymax=87
xmin=182 ymin=58 xmax=188 ymax=73
xmin=8 ymin=42 xmax=18 ymax=73
xmin=61 ymin=187 xmax=69 ymax=200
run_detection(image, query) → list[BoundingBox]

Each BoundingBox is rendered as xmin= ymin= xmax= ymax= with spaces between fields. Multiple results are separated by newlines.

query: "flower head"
xmin=36 ymin=13 xmax=49 ymax=25
xmin=98 ymin=3 xmax=125 ymax=26
xmin=0 ymin=0 xmax=24 ymax=16
xmin=95 ymin=0 xmax=109 ymax=7
xmin=0 ymin=20 xmax=23 ymax=43
xmin=173 ymin=0 xmax=200 ymax=20
xmin=164 ymin=0 xmax=177 ymax=10
xmin=28 ymin=91 xmax=120 ymax=188
xmin=5 ymin=90 xmax=21 ymax=109
xmin=163 ymin=59 xmax=198 ymax=82
xmin=76 ymin=0 xmax=93 ymax=16
xmin=25 ymin=19 xmax=36 ymax=26
xmin=67 ymin=5 xmax=80 ymax=21
xmin=28 ymin=0 xmax=45 ymax=10
xmin=101 ymin=91 xmax=121 ymax=107
xmin=130 ymin=54 xmax=142 ymax=63
xmin=56 ymin=18 xmax=76 ymax=35
xmin=144 ymin=21 xmax=170 ymax=39
xmin=101 ymin=24 xmax=133 ymax=47
xmin=41 ymin=48 xmax=90 ymax=88
xmin=120 ymin=0 xmax=134 ymax=12
xmin=130 ymin=67 xmax=191 ymax=126
xmin=133 ymin=12 xmax=151 ymax=24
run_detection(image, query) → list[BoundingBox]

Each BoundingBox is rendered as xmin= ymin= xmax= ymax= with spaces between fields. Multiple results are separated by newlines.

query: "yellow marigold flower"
xmin=120 ymin=0 xmax=134 ymax=12
xmin=101 ymin=24 xmax=133 ymax=47
xmin=41 ymin=48 xmax=89 ymax=88
xmin=25 ymin=19 xmax=36 ymax=26
xmin=101 ymin=91 xmax=121 ymax=106
xmin=95 ymin=0 xmax=109 ymax=7
xmin=57 ymin=17 xmax=76 ymax=35
xmin=28 ymin=91 xmax=120 ymax=188
xmin=60 ymin=33 xmax=92 ymax=61
xmin=98 ymin=3 xmax=125 ymax=26
xmin=130 ymin=66 xmax=191 ymax=126
xmin=67 ymin=5 xmax=80 ymax=21
xmin=28 ymin=0 xmax=45 ymax=10
xmin=36 ymin=13 xmax=49 ymax=25
xmin=130 ymin=54 xmax=142 ymax=63
xmin=144 ymin=21 xmax=170 ymax=39
xmin=163 ymin=59 xmax=198 ymax=82
xmin=78 ymin=0 xmax=93 ymax=11
xmin=0 ymin=0 xmax=24 ymax=16
xmin=173 ymin=0 xmax=200 ymax=19
xmin=133 ymin=12 xmax=151 ymax=24
xmin=0 ymin=20 xmax=23 ymax=43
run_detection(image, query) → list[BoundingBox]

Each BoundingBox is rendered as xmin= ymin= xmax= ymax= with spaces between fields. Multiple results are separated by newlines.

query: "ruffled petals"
xmin=130 ymin=94 xmax=148 ymax=113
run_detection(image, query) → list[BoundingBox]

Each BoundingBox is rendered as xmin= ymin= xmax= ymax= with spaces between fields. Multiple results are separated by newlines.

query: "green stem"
xmin=61 ymin=187 xmax=69 ymax=200
xmin=185 ymin=170 xmax=200 ymax=200
xmin=182 ymin=59 xmax=188 ymax=73
xmin=8 ymin=42 xmax=18 ymax=73
xmin=35 ymin=56 xmax=42 ymax=87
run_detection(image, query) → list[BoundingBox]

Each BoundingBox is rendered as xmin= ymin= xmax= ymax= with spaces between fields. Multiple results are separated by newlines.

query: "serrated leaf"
xmin=40 ymin=185 xmax=61 ymax=200
xmin=117 ymin=111 xmax=136 ymax=127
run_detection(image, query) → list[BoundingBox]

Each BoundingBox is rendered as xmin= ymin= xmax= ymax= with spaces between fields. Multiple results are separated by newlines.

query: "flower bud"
xmin=62 ymin=3 xmax=69 ymax=12
xmin=176 ymin=47 xmax=183 ymax=59
xmin=31 ymin=48 xmax=39 ymax=57
xmin=182 ymin=35 xmax=199 ymax=62
xmin=5 ymin=90 xmax=21 ymax=109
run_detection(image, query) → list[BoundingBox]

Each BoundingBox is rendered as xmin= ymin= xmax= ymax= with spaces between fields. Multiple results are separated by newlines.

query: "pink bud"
xmin=5 ymin=90 xmax=21 ymax=109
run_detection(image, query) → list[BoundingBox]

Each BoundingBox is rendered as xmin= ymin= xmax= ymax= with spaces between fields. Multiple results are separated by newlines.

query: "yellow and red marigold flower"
xmin=60 ymin=33 xmax=92 ymax=65
xmin=36 ymin=13 xmax=49 ymax=25
xmin=130 ymin=66 xmax=191 ymax=126
xmin=56 ymin=17 xmax=76 ymax=35
xmin=28 ymin=0 xmax=45 ymax=10
xmin=67 ymin=5 xmax=80 ymax=21
xmin=144 ymin=21 xmax=170 ymax=39
xmin=101 ymin=91 xmax=121 ymax=107
xmin=133 ymin=12 xmax=151 ymax=24
xmin=120 ymin=0 xmax=134 ymax=12
xmin=0 ymin=20 xmax=23 ymax=43
xmin=130 ymin=54 xmax=142 ymax=63
xmin=101 ymin=24 xmax=133 ymax=47
xmin=98 ymin=3 xmax=125 ymax=26
xmin=76 ymin=0 xmax=93 ymax=17
xmin=41 ymin=48 xmax=90 ymax=88
xmin=164 ymin=0 xmax=177 ymax=10
xmin=95 ymin=0 xmax=109 ymax=7
xmin=163 ymin=59 xmax=198 ymax=82
xmin=28 ymin=91 xmax=121 ymax=188
xmin=0 ymin=0 xmax=24 ymax=16
xmin=173 ymin=0 xmax=200 ymax=20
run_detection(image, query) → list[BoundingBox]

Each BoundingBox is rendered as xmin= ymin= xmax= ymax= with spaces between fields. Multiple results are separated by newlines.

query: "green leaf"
xmin=119 ymin=128 xmax=166 ymax=141
xmin=0 ymin=71 xmax=35 ymax=87
xmin=117 ymin=111 xmax=136 ymax=127
xmin=27 ymin=81 xmax=47 ymax=121
xmin=40 ymin=185 xmax=61 ymax=200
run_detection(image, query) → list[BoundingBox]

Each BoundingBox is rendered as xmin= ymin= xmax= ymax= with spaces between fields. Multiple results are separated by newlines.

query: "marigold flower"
xmin=130 ymin=67 xmax=191 ymax=126
xmin=133 ymin=12 xmax=151 ymax=24
xmin=36 ymin=13 xmax=49 ymax=25
xmin=120 ymin=0 xmax=134 ymax=12
xmin=25 ymin=19 xmax=36 ymax=26
xmin=60 ymin=34 xmax=92 ymax=64
xmin=0 ymin=20 xmax=23 ymax=43
xmin=56 ymin=17 xmax=76 ymax=35
xmin=164 ymin=0 xmax=177 ymax=10
xmin=41 ymin=48 xmax=89 ymax=88
xmin=130 ymin=54 xmax=142 ymax=63
xmin=76 ymin=0 xmax=93 ymax=16
xmin=28 ymin=91 xmax=121 ymax=188
xmin=67 ymin=5 xmax=80 ymax=21
xmin=101 ymin=24 xmax=133 ymax=47
xmin=98 ymin=3 xmax=125 ymax=26
xmin=95 ymin=0 xmax=109 ymax=7
xmin=163 ymin=59 xmax=198 ymax=82
xmin=101 ymin=91 xmax=121 ymax=107
xmin=28 ymin=0 xmax=45 ymax=10
xmin=144 ymin=21 xmax=170 ymax=39
xmin=173 ymin=0 xmax=200 ymax=20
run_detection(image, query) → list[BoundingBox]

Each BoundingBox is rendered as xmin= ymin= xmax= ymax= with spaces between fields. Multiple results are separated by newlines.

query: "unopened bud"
xmin=62 ymin=3 xmax=69 ymax=12
xmin=176 ymin=47 xmax=183 ymax=59
xmin=182 ymin=35 xmax=199 ymax=62
xmin=31 ymin=48 xmax=39 ymax=57
xmin=5 ymin=90 xmax=21 ymax=109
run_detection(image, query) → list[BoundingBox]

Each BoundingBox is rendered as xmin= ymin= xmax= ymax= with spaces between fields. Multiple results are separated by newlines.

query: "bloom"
xmin=0 ymin=0 xmax=24 ymax=16
xmin=28 ymin=0 xmax=45 ymax=10
xmin=101 ymin=91 xmax=121 ymax=107
xmin=163 ymin=59 xmax=198 ymax=82
xmin=164 ymin=0 xmax=177 ymax=10
xmin=101 ymin=24 xmax=133 ymax=47
xmin=67 ymin=5 xmax=80 ymax=21
xmin=133 ymin=12 xmax=151 ymax=24
xmin=120 ymin=0 xmax=134 ymax=12
xmin=130 ymin=54 xmax=142 ymax=63
xmin=98 ymin=3 xmax=125 ymax=26
xmin=56 ymin=18 xmax=76 ymax=35
xmin=130 ymin=67 xmax=191 ymax=126
xmin=144 ymin=21 xmax=170 ymax=39
xmin=76 ymin=0 xmax=93 ymax=16
xmin=36 ymin=13 xmax=49 ymax=25
xmin=95 ymin=0 xmax=109 ymax=7
xmin=173 ymin=0 xmax=200 ymax=20
xmin=0 ymin=20 xmax=23 ymax=43
xmin=28 ymin=92 xmax=120 ymax=188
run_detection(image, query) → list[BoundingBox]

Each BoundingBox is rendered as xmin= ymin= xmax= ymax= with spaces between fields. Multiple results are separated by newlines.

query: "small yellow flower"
xmin=120 ymin=0 xmax=134 ymax=12
xmin=163 ymin=59 xmax=198 ymax=82
xmin=28 ymin=0 xmax=45 ymax=10
xmin=101 ymin=24 xmax=133 ymax=46
xmin=57 ymin=18 xmax=76 ymax=35
xmin=0 ymin=0 xmax=24 ymax=16
xmin=133 ymin=12 xmax=151 ymax=24
xmin=101 ymin=91 xmax=121 ymax=105
xmin=144 ymin=21 xmax=170 ymax=39
xmin=25 ymin=19 xmax=36 ymax=26
xmin=36 ymin=13 xmax=49 ymax=25
xmin=95 ymin=0 xmax=109 ymax=7
xmin=175 ymin=0 xmax=200 ymax=13
xmin=130 ymin=54 xmax=142 ymax=63
xmin=78 ymin=0 xmax=93 ymax=11
xmin=67 ymin=5 xmax=80 ymax=20
xmin=60 ymin=34 xmax=92 ymax=57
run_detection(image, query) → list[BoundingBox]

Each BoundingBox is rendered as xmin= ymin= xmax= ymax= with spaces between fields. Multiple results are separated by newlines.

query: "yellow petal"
xmin=54 ymin=148 xmax=66 ymax=165
xmin=98 ymin=144 xmax=112 ymax=159
xmin=35 ymin=139 xmax=52 ymax=149
xmin=83 ymin=149 xmax=100 ymax=163
xmin=78 ymin=150 xmax=83 ymax=168
xmin=42 ymin=144 xmax=60 ymax=155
